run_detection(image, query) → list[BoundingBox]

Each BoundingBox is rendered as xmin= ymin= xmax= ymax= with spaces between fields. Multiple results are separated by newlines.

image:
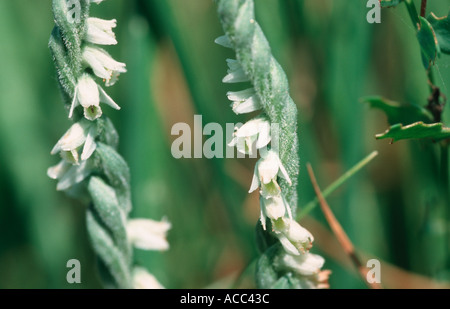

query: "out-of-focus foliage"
xmin=0 ymin=0 xmax=449 ymax=289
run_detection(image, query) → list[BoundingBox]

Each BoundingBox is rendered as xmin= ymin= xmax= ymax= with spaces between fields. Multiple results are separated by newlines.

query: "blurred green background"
xmin=0 ymin=0 xmax=449 ymax=289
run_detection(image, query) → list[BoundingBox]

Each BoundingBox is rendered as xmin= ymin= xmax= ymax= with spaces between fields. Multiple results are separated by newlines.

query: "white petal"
xmin=132 ymin=267 xmax=164 ymax=289
xmin=258 ymin=152 xmax=280 ymax=184
xmin=226 ymin=59 xmax=242 ymax=71
xmin=255 ymin=120 xmax=271 ymax=149
xmin=83 ymin=49 xmax=110 ymax=80
xmin=232 ymin=95 xmax=262 ymax=114
xmin=236 ymin=136 xmax=256 ymax=155
xmin=227 ymin=136 xmax=237 ymax=147
xmin=87 ymin=18 xmax=116 ymax=37
xmin=127 ymin=219 xmax=171 ymax=251
xmin=223 ymin=69 xmax=249 ymax=83
xmin=277 ymin=234 xmax=301 ymax=256
xmin=98 ymin=85 xmax=120 ymax=110
xmin=88 ymin=17 xmax=117 ymax=30
xmin=77 ymin=74 xmax=100 ymax=108
xmin=260 ymin=209 xmax=267 ymax=230
xmin=223 ymin=59 xmax=249 ymax=83
xmin=287 ymin=219 xmax=314 ymax=244
xmin=50 ymin=143 xmax=62 ymax=156
xmin=248 ymin=165 xmax=260 ymax=193
xmin=87 ymin=27 xmax=117 ymax=45
xmin=259 ymin=200 xmax=267 ymax=231
xmin=51 ymin=121 xmax=90 ymax=154
xmin=92 ymin=49 xmax=126 ymax=73
xmin=283 ymin=195 xmax=293 ymax=220
xmin=56 ymin=160 xmax=92 ymax=191
xmin=232 ymin=138 xmax=245 ymax=154
xmin=227 ymin=88 xmax=255 ymax=102
xmin=214 ymin=35 xmax=232 ymax=48
xmin=263 ymin=196 xmax=286 ymax=220
xmin=277 ymin=158 xmax=292 ymax=185
xmin=282 ymin=219 xmax=314 ymax=253
xmin=235 ymin=118 xmax=263 ymax=138
xmin=86 ymin=17 xmax=117 ymax=45
xmin=82 ymin=46 xmax=126 ymax=85
xmin=69 ymin=88 xmax=79 ymax=119
xmin=81 ymin=126 xmax=97 ymax=161
xmin=47 ymin=160 xmax=70 ymax=180
xmin=281 ymin=253 xmax=325 ymax=276
xmin=105 ymin=71 xmax=120 ymax=87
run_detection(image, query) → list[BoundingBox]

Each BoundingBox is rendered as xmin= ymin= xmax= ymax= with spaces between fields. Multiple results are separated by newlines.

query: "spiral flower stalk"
xmin=48 ymin=0 xmax=169 ymax=289
xmin=216 ymin=0 xmax=329 ymax=288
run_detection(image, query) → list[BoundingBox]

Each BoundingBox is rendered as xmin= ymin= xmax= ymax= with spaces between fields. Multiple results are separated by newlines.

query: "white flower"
xmin=259 ymin=196 xmax=289 ymax=230
xmin=215 ymin=35 xmax=232 ymax=48
xmin=70 ymin=74 xmax=120 ymax=121
xmin=227 ymin=88 xmax=262 ymax=115
xmin=86 ymin=18 xmax=117 ymax=45
xmin=279 ymin=252 xmax=325 ymax=277
xmin=262 ymin=196 xmax=286 ymax=221
xmin=273 ymin=218 xmax=314 ymax=255
xmin=276 ymin=254 xmax=331 ymax=289
xmin=249 ymin=150 xmax=291 ymax=198
xmin=228 ymin=117 xmax=271 ymax=155
xmin=47 ymin=159 xmax=93 ymax=191
xmin=50 ymin=120 xmax=97 ymax=164
xmin=127 ymin=218 xmax=171 ymax=251
xmin=90 ymin=0 xmax=106 ymax=4
xmin=132 ymin=267 xmax=164 ymax=289
xmin=82 ymin=46 xmax=126 ymax=86
xmin=223 ymin=59 xmax=249 ymax=83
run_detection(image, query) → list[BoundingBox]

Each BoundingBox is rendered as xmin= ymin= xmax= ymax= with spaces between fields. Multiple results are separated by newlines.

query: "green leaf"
xmin=376 ymin=121 xmax=450 ymax=142
xmin=380 ymin=0 xmax=403 ymax=8
xmin=363 ymin=96 xmax=433 ymax=125
xmin=255 ymin=244 xmax=280 ymax=289
xmin=417 ymin=16 xmax=440 ymax=69
xmin=87 ymin=176 xmax=131 ymax=262
xmin=428 ymin=11 xmax=450 ymax=54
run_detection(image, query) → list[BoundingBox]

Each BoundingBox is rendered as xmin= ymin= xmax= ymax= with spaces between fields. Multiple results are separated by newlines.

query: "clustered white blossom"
xmin=49 ymin=0 xmax=126 ymax=189
xmin=49 ymin=0 xmax=170 ymax=289
xmin=217 ymin=35 xmax=329 ymax=289
xmin=127 ymin=218 xmax=171 ymax=289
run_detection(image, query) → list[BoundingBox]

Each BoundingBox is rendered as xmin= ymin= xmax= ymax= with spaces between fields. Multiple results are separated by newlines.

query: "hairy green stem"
xmin=217 ymin=0 xmax=299 ymax=213
xmin=217 ymin=0 xmax=329 ymax=289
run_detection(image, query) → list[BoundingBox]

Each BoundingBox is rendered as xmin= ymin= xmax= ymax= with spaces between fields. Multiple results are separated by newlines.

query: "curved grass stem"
xmin=298 ymin=151 xmax=379 ymax=219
